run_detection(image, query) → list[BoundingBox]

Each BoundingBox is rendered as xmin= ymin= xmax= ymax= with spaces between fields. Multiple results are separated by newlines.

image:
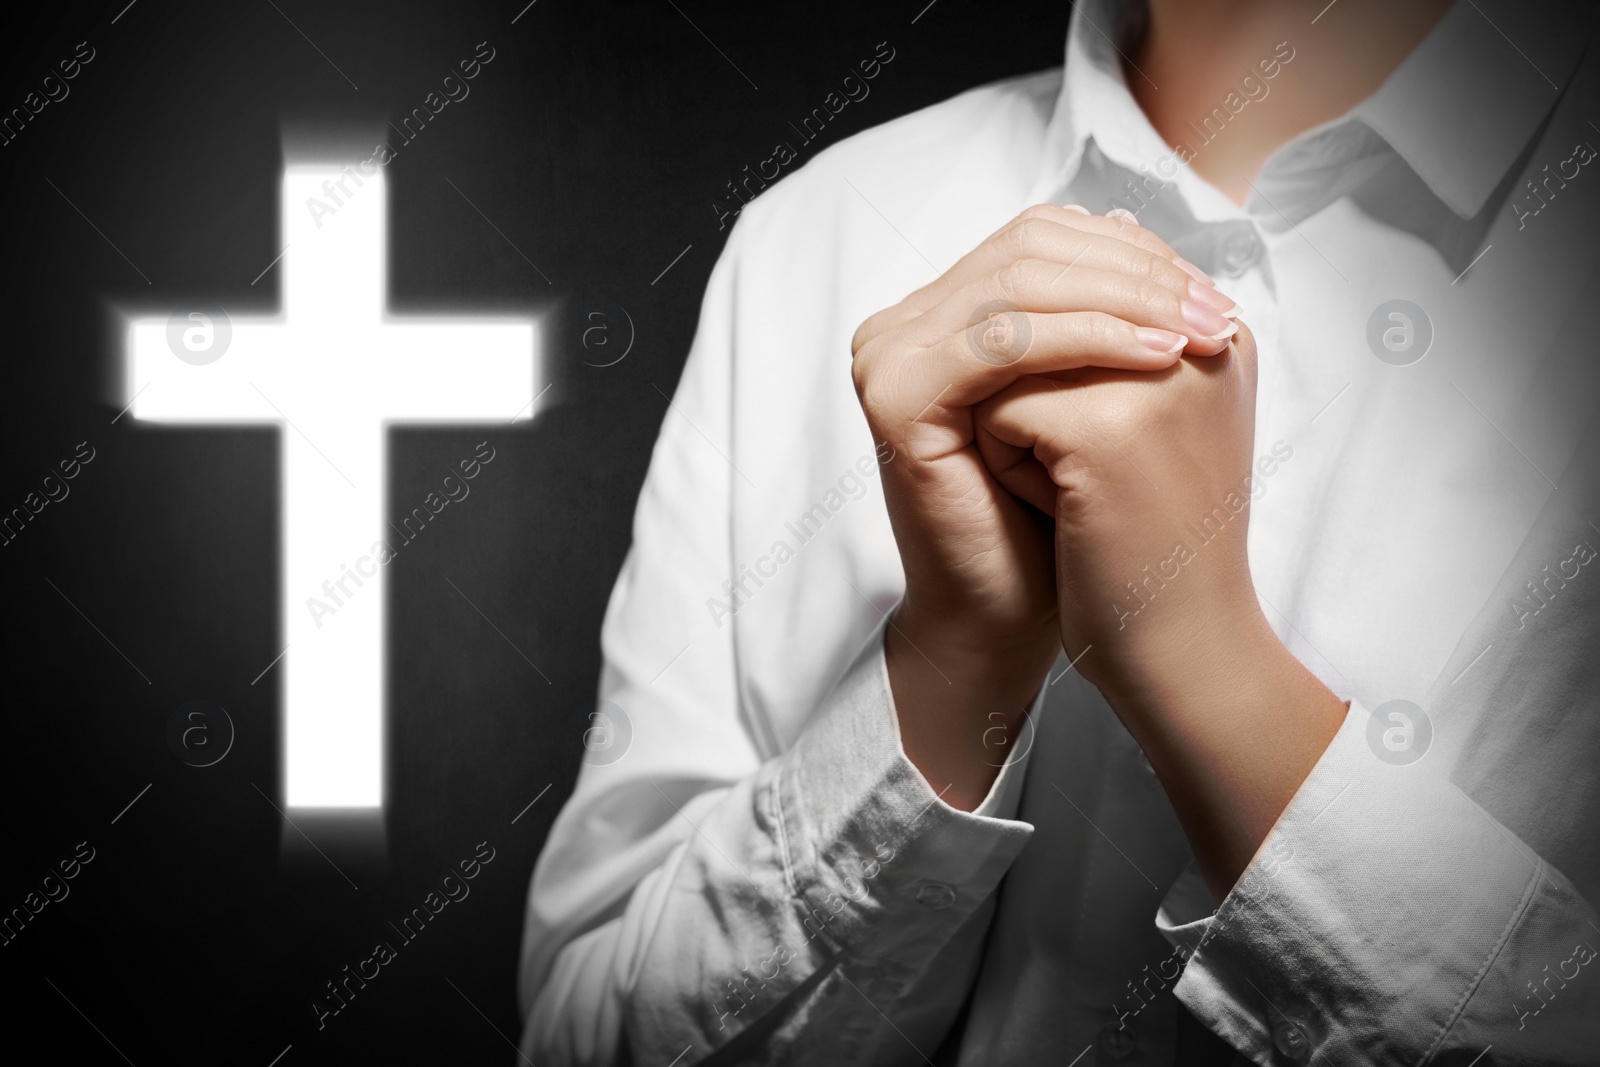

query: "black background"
xmin=0 ymin=1 xmax=1069 ymax=1063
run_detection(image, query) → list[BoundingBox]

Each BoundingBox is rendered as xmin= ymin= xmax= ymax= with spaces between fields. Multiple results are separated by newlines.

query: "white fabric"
xmin=519 ymin=1 xmax=1600 ymax=1062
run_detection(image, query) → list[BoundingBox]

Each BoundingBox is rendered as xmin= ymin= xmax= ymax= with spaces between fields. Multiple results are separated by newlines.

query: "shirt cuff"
xmin=774 ymin=620 xmax=1036 ymax=964
xmin=1156 ymin=699 xmax=1557 ymax=1065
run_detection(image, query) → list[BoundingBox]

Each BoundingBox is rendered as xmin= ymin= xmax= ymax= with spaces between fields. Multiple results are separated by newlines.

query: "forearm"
xmin=528 ymin=625 xmax=1037 ymax=1064
xmin=1157 ymin=702 xmax=1600 ymax=1065
xmin=1099 ymin=604 xmax=1345 ymax=901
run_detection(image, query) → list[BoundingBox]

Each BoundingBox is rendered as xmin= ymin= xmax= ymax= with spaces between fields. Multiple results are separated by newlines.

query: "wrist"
xmin=1093 ymin=603 xmax=1347 ymax=898
xmin=891 ymin=597 xmax=1059 ymax=682
xmin=1093 ymin=595 xmax=1276 ymax=720
xmin=884 ymin=601 xmax=1056 ymax=812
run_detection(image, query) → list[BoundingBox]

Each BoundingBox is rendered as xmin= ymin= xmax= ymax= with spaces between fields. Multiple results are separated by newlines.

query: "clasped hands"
xmin=851 ymin=205 xmax=1345 ymax=898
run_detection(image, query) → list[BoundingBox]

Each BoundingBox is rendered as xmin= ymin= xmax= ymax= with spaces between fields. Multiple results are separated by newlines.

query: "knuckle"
xmin=971 ymin=308 xmax=1032 ymax=366
xmin=995 ymin=259 xmax=1040 ymax=304
xmin=853 ymin=352 xmax=917 ymax=429
xmin=852 ymin=305 xmax=897 ymax=355
xmin=1006 ymin=217 xmax=1054 ymax=259
xmin=1116 ymin=276 xmax=1175 ymax=321
xmin=1082 ymin=311 xmax=1124 ymax=351
xmin=850 ymin=318 xmax=875 ymax=358
xmin=1116 ymin=249 xmax=1159 ymax=281
xmin=849 ymin=343 xmax=876 ymax=398
xmin=856 ymin=375 xmax=891 ymax=425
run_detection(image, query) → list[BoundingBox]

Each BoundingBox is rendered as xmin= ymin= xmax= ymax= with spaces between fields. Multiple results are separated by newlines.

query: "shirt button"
xmin=1218 ymin=223 xmax=1264 ymax=277
xmin=1272 ymin=1018 xmax=1312 ymax=1061
xmin=914 ymin=882 xmax=956 ymax=909
xmin=1097 ymin=1022 xmax=1136 ymax=1060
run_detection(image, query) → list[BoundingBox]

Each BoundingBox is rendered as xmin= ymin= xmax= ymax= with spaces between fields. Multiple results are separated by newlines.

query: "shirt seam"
xmin=1418 ymin=854 xmax=1548 ymax=1066
xmin=770 ymin=759 xmax=801 ymax=902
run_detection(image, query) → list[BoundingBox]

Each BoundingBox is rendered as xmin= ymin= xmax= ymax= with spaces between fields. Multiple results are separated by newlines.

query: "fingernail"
xmin=1180 ymin=300 xmax=1234 ymax=340
xmin=1107 ymin=208 xmax=1138 ymax=223
xmin=1187 ymin=280 xmax=1242 ymax=318
xmin=1174 ymin=257 xmax=1214 ymax=286
xmin=1061 ymin=204 xmax=1091 ymax=214
xmin=1135 ymin=327 xmax=1186 ymax=355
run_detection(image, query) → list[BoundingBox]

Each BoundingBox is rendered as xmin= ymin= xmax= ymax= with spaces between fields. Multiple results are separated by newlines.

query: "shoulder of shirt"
xmin=726 ymin=65 xmax=1063 ymax=256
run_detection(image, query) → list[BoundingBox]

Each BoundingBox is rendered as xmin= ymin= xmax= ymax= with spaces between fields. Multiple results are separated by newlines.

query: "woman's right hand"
xmin=849 ymin=204 xmax=1240 ymax=808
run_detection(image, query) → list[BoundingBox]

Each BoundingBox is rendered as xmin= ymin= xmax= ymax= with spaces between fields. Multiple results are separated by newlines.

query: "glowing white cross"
xmin=127 ymin=165 xmax=537 ymax=809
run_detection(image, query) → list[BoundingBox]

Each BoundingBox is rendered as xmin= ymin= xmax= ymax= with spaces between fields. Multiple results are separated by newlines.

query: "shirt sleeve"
xmin=516 ymin=204 xmax=1038 ymax=1067
xmin=1155 ymin=700 xmax=1599 ymax=1065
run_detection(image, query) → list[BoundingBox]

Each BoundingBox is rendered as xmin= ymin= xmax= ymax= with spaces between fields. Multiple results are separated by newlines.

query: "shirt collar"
xmin=1035 ymin=0 xmax=1594 ymax=229
xmin=1353 ymin=0 xmax=1591 ymax=219
xmin=1037 ymin=0 xmax=1189 ymax=211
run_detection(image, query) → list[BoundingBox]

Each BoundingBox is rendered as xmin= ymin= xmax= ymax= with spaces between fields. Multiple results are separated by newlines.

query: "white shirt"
xmin=519 ymin=1 xmax=1600 ymax=1062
